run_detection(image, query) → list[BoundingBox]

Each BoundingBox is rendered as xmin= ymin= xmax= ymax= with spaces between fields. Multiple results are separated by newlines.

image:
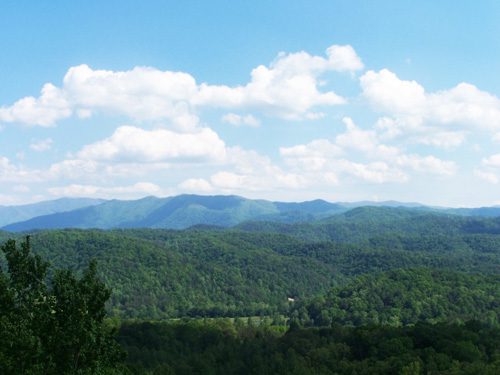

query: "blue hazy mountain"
xmin=3 ymin=194 xmax=500 ymax=232
xmin=0 ymin=197 xmax=105 ymax=227
xmin=1 ymin=195 xmax=346 ymax=231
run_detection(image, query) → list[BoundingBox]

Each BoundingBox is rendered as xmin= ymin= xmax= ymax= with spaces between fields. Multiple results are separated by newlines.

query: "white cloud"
xmin=335 ymin=117 xmax=400 ymax=159
xmin=0 ymin=194 xmax=18 ymax=205
xmin=361 ymin=69 xmax=426 ymax=116
xmin=473 ymin=155 xmax=500 ymax=185
xmin=48 ymin=159 xmax=100 ymax=179
xmin=0 ymin=84 xmax=71 ymax=127
xmin=45 ymin=126 xmax=228 ymax=183
xmin=482 ymin=153 xmax=500 ymax=168
xmin=48 ymin=182 xmax=163 ymax=199
xmin=221 ymin=113 xmax=260 ymax=127
xmin=325 ymin=45 xmax=364 ymax=72
xmin=178 ymin=146 xmax=308 ymax=194
xmin=222 ymin=147 xmax=306 ymax=190
xmin=30 ymin=138 xmax=53 ymax=152
xmin=361 ymin=69 xmax=500 ymax=146
xmin=194 ymin=45 xmax=355 ymax=120
xmin=201 ymin=168 xmax=306 ymax=192
xmin=77 ymin=126 xmax=226 ymax=163
xmin=0 ymin=44 xmax=361 ymax=127
xmin=492 ymin=133 xmax=500 ymax=143
xmin=280 ymin=117 xmax=456 ymax=184
xmin=178 ymin=178 xmax=213 ymax=192
xmin=395 ymin=155 xmax=456 ymax=176
xmin=210 ymin=171 xmax=248 ymax=190
xmin=0 ymin=156 xmax=42 ymax=183
xmin=413 ymin=131 xmax=466 ymax=149
xmin=338 ymin=159 xmax=408 ymax=183
xmin=12 ymin=184 xmax=30 ymax=193
xmin=63 ymin=65 xmax=200 ymax=130
xmin=474 ymin=170 xmax=499 ymax=184
xmin=280 ymin=139 xmax=342 ymax=171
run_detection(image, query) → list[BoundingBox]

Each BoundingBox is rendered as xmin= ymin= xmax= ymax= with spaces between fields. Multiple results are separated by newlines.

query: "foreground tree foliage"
xmin=0 ymin=237 xmax=123 ymax=374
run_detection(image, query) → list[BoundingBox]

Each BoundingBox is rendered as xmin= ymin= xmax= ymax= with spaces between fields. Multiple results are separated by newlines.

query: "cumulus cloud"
xmin=0 ymin=156 xmax=42 ymax=183
xmin=361 ymin=69 xmax=426 ymax=116
xmin=221 ymin=147 xmax=306 ymax=190
xmin=325 ymin=45 xmax=364 ymax=72
xmin=0 ymin=193 xmax=19 ymax=205
xmin=45 ymin=125 xmax=228 ymax=183
xmin=194 ymin=45 xmax=358 ymax=119
xmin=221 ymin=113 xmax=260 ymax=127
xmin=179 ymin=146 xmax=307 ymax=194
xmin=395 ymin=155 xmax=456 ymax=176
xmin=63 ymin=65 xmax=200 ymax=130
xmin=413 ymin=131 xmax=466 ymax=149
xmin=178 ymin=178 xmax=214 ymax=192
xmin=48 ymin=159 xmax=101 ymax=180
xmin=77 ymin=126 xmax=226 ymax=163
xmin=474 ymin=170 xmax=499 ymax=184
xmin=0 ymin=84 xmax=71 ymax=127
xmin=280 ymin=117 xmax=456 ymax=183
xmin=335 ymin=117 xmax=400 ymax=159
xmin=48 ymin=182 xmax=163 ymax=199
xmin=30 ymin=138 xmax=53 ymax=152
xmin=361 ymin=69 xmax=500 ymax=146
xmin=280 ymin=139 xmax=342 ymax=171
xmin=482 ymin=153 xmax=500 ymax=168
xmin=12 ymin=185 xmax=30 ymax=193
xmin=472 ymin=154 xmax=500 ymax=185
xmin=0 ymin=44 xmax=361 ymax=128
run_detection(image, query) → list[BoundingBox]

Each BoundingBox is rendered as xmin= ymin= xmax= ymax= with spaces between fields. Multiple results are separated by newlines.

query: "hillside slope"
xmin=292 ymin=268 xmax=500 ymax=326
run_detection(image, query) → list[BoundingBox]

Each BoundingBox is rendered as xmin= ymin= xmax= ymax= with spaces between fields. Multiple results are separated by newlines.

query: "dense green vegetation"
xmin=1 ymin=207 xmax=498 ymax=320
xmin=118 ymin=320 xmax=500 ymax=374
xmin=237 ymin=206 xmax=500 ymax=243
xmin=25 ymin=229 xmax=336 ymax=318
xmin=2 ymin=205 xmax=500 ymax=372
xmin=291 ymin=269 xmax=500 ymax=327
xmin=0 ymin=237 xmax=123 ymax=374
xmin=5 ymin=223 xmax=493 ymax=319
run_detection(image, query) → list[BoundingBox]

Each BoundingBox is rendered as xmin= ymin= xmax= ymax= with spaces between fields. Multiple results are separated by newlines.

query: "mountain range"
xmin=0 ymin=198 xmax=105 ymax=228
xmin=2 ymin=194 xmax=500 ymax=232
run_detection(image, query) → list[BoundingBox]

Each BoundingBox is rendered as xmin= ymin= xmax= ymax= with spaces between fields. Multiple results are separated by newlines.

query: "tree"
xmin=0 ymin=237 xmax=124 ymax=374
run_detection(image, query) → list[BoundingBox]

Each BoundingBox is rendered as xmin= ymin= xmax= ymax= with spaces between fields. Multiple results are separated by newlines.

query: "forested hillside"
xmin=237 ymin=206 xmax=500 ymax=243
xmin=2 ymin=206 xmax=500 ymax=372
xmin=291 ymin=269 xmax=500 ymax=327
xmin=1 ymin=206 xmax=498 ymax=320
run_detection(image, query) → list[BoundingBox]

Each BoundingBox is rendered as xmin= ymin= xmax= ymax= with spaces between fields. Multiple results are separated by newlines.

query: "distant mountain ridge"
xmin=2 ymin=194 xmax=500 ymax=232
xmin=0 ymin=197 xmax=105 ymax=227
xmin=2 ymin=195 xmax=345 ymax=231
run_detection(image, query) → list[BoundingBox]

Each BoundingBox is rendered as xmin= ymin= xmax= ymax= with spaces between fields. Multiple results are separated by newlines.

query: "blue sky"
xmin=1 ymin=1 xmax=500 ymax=206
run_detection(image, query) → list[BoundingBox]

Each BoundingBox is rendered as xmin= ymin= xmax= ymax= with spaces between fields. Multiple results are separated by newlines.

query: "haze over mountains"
xmin=3 ymin=194 xmax=500 ymax=232
xmin=0 ymin=198 xmax=105 ymax=228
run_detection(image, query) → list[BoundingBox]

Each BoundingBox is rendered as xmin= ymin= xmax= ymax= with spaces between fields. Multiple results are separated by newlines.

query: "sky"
xmin=1 ymin=0 xmax=500 ymax=207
